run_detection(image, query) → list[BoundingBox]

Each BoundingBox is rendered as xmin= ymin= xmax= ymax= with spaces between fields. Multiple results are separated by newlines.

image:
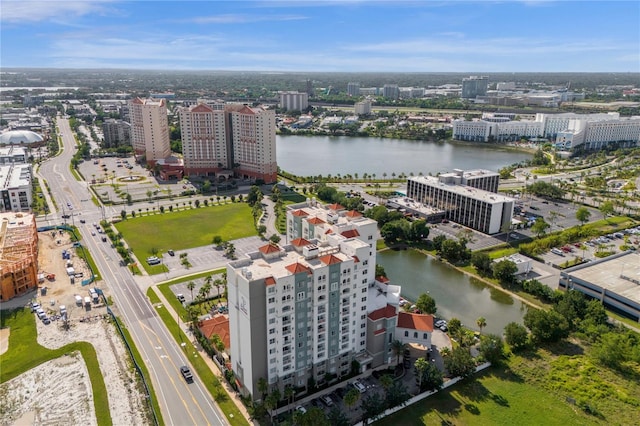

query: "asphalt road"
xmin=37 ymin=117 xmax=228 ymax=426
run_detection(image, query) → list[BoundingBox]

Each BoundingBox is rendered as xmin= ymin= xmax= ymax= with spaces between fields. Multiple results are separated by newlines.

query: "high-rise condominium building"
xmin=227 ymin=201 xmax=379 ymax=399
xmin=128 ymin=97 xmax=171 ymax=164
xmin=179 ymin=103 xmax=277 ymax=182
xmin=461 ymin=76 xmax=489 ymax=99
xmin=279 ymin=92 xmax=309 ymax=112
xmin=383 ymin=84 xmax=399 ymax=100
xmin=102 ymin=119 xmax=131 ymax=148
xmin=347 ymin=82 xmax=360 ymax=97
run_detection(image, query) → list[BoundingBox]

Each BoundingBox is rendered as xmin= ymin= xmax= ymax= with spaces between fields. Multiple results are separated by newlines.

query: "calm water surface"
xmin=378 ymin=249 xmax=528 ymax=335
xmin=277 ymin=135 xmax=532 ymax=177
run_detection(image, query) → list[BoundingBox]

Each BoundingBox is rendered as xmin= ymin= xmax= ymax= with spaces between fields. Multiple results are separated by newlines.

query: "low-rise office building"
xmin=407 ymin=174 xmax=514 ymax=234
xmin=0 ymin=164 xmax=33 ymax=212
xmin=559 ymin=251 xmax=640 ymax=322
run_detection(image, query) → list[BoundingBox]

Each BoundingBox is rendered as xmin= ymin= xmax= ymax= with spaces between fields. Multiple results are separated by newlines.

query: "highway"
xmin=37 ymin=117 xmax=227 ymax=426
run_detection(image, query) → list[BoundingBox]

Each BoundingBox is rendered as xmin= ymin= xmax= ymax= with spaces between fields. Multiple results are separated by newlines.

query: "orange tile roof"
xmin=285 ymin=262 xmax=311 ymax=275
xmin=341 ymin=229 xmax=360 ymax=238
xmin=352 ymin=256 xmax=360 ymax=263
xmin=319 ymin=254 xmax=342 ymax=265
xmin=132 ymin=97 xmax=143 ymax=104
xmin=265 ymin=276 xmax=276 ymax=286
xmin=291 ymin=237 xmax=312 ymax=247
xmin=327 ymin=203 xmax=344 ymax=211
xmin=291 ymin=209 xmax=309 ymax=217
xmin=374 ymin=328 xmax=387 ymax=336
xmin=307 ymin=217 xmax=325 ymax=225
xmin=376 ymin=275 xmax=390 ymax=283
xmin=325 ymin=229 xmax=333 ymax=234
xmin=345 ymin=210 xmax=363 ymax=218
xmin=259 ymin=243 xmax=281 ymax=254
xmin=198 ymin=315 xmax=231 ymax=349
xmin=397 ymin=312 xmax=434 ymax=332
xmin=368 ymin=304 xmax=397 ymax=321
xmin=191 ymin=103 xmax=214 ymax=113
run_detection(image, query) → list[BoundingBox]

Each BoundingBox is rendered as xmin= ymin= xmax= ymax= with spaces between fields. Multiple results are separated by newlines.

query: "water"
xmin=378 ymin=249 xmax=529 ymax=335
xmin=277 ymin=135 xmax=532 ymax=177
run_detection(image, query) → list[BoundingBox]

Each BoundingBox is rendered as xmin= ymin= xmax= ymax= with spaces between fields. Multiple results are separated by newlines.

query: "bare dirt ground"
xmin=1 ymin=353 xmax=96 ymax=426
xmin=0 ymin=230 xmax=148 ymax=426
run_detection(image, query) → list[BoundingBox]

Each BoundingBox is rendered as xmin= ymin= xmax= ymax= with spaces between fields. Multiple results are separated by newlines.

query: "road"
xmin=37 ymin=117 xmax=227 ymax=426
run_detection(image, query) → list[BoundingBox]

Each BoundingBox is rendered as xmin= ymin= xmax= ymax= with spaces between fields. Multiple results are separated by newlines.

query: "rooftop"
xmin=409 ymin=175 xmax=514 ymax=204
xmin=565 ymin=252 xmax=640 ymax=305
xmin=397 ymin=312 xmax=434 ymax=332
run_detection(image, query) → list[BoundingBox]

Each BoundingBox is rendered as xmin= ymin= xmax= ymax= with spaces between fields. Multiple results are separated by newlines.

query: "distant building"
xmin=279 ymin=92 xmax=309 ymax=112
xmin=0 ymin=212 xmax=38 ymax=301
xmin=305 ymin=79 xmax=314 ymax=96
xmin=102 ymin=119 xmax=131 ymax=148
xmin=0 ymin=146 xmax=28 ymax=165
xmin=496 ymin=82 xmax=516 ymax=91
xmin=354 ymin=99 xmax=372 ymax=115
xmin=128 ymin=97 xmax=171 ymax=165
xmin=178 ymin=102 xmax=277 ymax=182
xmin=461 ymin=76 xmax=489 ymax=99
xmin=383 ymin=84 xmax=399 ymax=100
xmin=347 ymin=82 xmax=360 ymax=97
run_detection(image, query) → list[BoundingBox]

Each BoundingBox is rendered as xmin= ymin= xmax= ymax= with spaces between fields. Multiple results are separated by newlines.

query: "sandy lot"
xmin=1 ymin=353 xmax=96 ymax=426
xmin=0 ymin=230 xmax=148 ymax=426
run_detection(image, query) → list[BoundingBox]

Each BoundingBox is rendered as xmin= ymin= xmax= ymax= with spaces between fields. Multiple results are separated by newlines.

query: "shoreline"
xmin=379 ymin=246 xmax=543 ymax=312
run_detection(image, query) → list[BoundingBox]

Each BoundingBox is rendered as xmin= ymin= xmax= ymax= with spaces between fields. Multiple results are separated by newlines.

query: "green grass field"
xmin=0 ymin=309 xmax=112 ymax=426
xmin=115 ymin=203 xmax=256 ymax=257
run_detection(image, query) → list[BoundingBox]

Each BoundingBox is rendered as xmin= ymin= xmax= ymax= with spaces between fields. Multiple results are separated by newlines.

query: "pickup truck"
xmin=180 ymin=366 xmax=194 ymax=383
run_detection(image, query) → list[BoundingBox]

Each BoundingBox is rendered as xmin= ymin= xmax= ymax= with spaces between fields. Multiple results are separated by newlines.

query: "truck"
xmin=75 ymin=295 xmax=83 ymax=306
xmin=89 ymin=288 xmax=99 ymax=303
xmin=84 ymin=296 xmax=91 ymax=308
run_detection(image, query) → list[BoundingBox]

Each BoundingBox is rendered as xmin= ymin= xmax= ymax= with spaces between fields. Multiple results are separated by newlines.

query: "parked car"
xmin=321 ymin=395 xmax=334 ymax=407
xmin=352 ymin=380 xmax=366 ymax=393
xmin=177 ymin=294 xmax=186 ymax=303
xmin=295 ymin=405 xmax=307 ymax=414
xmin=167 ymin=249 xmax=175 ymax=256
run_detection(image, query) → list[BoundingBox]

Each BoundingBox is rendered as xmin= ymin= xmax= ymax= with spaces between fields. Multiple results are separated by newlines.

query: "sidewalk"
xmin=150 ymin=286 xmax=256 ymax=425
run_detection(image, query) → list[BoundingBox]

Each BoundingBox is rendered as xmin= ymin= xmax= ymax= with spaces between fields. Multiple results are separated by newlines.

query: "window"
xmin=268 ymin=297 xmax=275 ymax=303
xmin=414 ymin=332 xmax=418 ymax=338
xmin=297 ymin=291 xmax=305 ymax=301
xmin=269 ymin=338 xmax=276 ymax=344
xmin=269 ymin=328 xmax=275 ymax=334
xmin=404 ymin=331 xmax=409 ymax=337
xmin=423 ymin=333 xmax=428 ymax=339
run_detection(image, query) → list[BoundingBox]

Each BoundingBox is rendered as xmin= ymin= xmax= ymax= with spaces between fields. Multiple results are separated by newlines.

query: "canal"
xmin=277 ymin=135 xmax=532 ymax=177
xmin=378 ymin=249 xmax=529 ymax=335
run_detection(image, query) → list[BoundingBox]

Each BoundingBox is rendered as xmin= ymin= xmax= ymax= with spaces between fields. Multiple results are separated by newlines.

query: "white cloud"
xmin=1 ymin=0 xmax=116 ymax=23
xmin=188 ymin=14 xmax=308 ymax=24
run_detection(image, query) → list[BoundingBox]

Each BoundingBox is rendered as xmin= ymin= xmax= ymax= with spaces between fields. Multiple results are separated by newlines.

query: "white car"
xmin=295 ymin=405 xmax=307 ymax=414
xmin=352 ymin=380 xmax=366 ymax=393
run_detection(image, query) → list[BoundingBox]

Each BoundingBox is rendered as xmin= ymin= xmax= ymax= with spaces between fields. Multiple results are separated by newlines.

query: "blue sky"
xmin=1 ymin=1 xmax=638 ymax=72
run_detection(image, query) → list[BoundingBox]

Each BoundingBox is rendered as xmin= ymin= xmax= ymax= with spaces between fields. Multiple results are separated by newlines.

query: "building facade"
xmin=0 ymin=212 xmax=38 ymax=301
xmin=178 ymin=103 xmax=228 ymax=177
xmin=0 ymin=164 xmax=33 ymax=212
xmin=102 ymin=119 xmax=131 ymax=148
xmin=461 ymin=76 xmax=488 ymax=99
xmin=407 ymin=174 xmax=514 ymax=234
xmin=383 ymin=84 xmax=399 ymax=100
xmin=128 ymin=97 xmax=171 ymax=164
xmin=354 ymin=100 xmax=372 ymax=116
xmin=347 ymin=82 xmax=360 ymax=97
xmin=279 ymin=92 xmax=309 ymax=112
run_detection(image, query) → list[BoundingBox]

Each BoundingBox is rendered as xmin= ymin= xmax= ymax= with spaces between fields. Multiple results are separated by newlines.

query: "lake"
xmin=377 ymin=249 xmax=529 ymax=335
xmin=277 ymin=135 xmax=532 ymax=177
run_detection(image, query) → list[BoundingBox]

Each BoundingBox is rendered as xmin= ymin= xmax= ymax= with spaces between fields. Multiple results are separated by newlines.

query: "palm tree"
xmin=214 ymin=278 xmax=223 ymax=306
xmin=390 ymin=339 xmax=405 ymax=365
xmin=257 ymin=377 xmax=269 ymax=400
xmin=476 ymin=317 xmax=487 ymax=334
xmin=187 ymin=281 xmax=196 ymax=302
xmin=284 ymin=385 xmax=295 ymax=413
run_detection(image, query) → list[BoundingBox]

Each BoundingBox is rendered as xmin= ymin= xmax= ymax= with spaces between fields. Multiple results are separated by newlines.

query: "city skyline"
xmin=1 ymin=1 xmax=639 ymax=72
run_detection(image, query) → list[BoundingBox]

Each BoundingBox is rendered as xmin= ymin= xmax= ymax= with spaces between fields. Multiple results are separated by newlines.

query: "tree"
xmin=416 ymin=293 xmax=437 ymax=315
xmin=504 ymin=322 xmax=529 ymax=350
xmin=478 ymin=334 xmax=504 ymax=364
xmin=284 ymin=385 xmax=295 ymax=413
xmin=476 ymin=317 xmax=487 ymax=334
xmin=257 ymin=377 xmax=269 ymax=400
xmin=375 ymin=264 xmax=387 ymax=278
xmin=187 ymin=281 xmax=196 ymax=301
xmin=471 ymin=252 xmax=493 ymax=275
xmin=531 ymin=217 xmax=550 ymax=238
xmin=443 ymin=346 xmax=476 ymax=378
xmin=599 ymin=200 xmax=615 ymax=221
xmin=409 ymin=219 xmax=429 ymax=241
xmin=432 ymin=234 xmax=447 ymax=251
xmin=120 ymin=209 xmax=127 ymax=220
xmin=385 ymin=379 xmax=410 ymax=408
xmin=414 ymin=357 xmax=443 ymax=392
xmin=327 ymin=407 xmax=349 ymax=426
xmin=247 ymin=185 xmax=263 ymax=207
xmin=296 ymin=407 xmax=329 ymax=426
xmin=212 ymin=235 xmax=223 ymax=246
xmin=343 ymin=388 xmax=360 ymax=414
xmin=264 ymin=388 xmax=280 ymax=419
xmin=576 ymin=206 xmax=591 ymax=225
xmin=447 ymin=318 xmax=462 ymax=340
xmin=493 ymin=259 xmax=518 ymax=285
xmin=269 ymin=234 xmax=281 ymax=244
xmin=360 ymin=393 xmax=386 ymax=424
xmin=523 ymin=309 xmax=570 ymax=343
xmin=390 ymin=340 xmax=405 ymax=365
xmin=554 ymin=289 xmax=587 ymax=330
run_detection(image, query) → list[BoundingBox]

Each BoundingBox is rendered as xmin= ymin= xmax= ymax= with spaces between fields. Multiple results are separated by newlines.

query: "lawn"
xmin=0 ymin=308 xmax=112 ymax=426
xmin=376 ymin=342 xmax=640 ymax=426
xmin=115 ymin=203 xmax=256 ymax=257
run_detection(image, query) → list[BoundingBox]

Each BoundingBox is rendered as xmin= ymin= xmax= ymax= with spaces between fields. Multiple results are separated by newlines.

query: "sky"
xmin=1 ymin=0 xmax=639 ymax=72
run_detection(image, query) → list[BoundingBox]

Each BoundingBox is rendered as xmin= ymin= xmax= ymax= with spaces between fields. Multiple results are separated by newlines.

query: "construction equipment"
xmin=41 ymin=271 xmax=56 ymax=281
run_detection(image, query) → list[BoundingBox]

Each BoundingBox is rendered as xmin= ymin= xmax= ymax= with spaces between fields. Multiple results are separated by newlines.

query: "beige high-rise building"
xmin=178 ymin=103 xmax=277 ymax=183
xmin=179 ymin=103 xmax=228 ymax=177
xmin=129 ymin=97 xmax=171 ymax=164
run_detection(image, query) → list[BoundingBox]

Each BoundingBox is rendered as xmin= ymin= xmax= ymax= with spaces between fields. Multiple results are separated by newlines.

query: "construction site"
xmin=0 ymin=212 xmax=38 ymax=302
